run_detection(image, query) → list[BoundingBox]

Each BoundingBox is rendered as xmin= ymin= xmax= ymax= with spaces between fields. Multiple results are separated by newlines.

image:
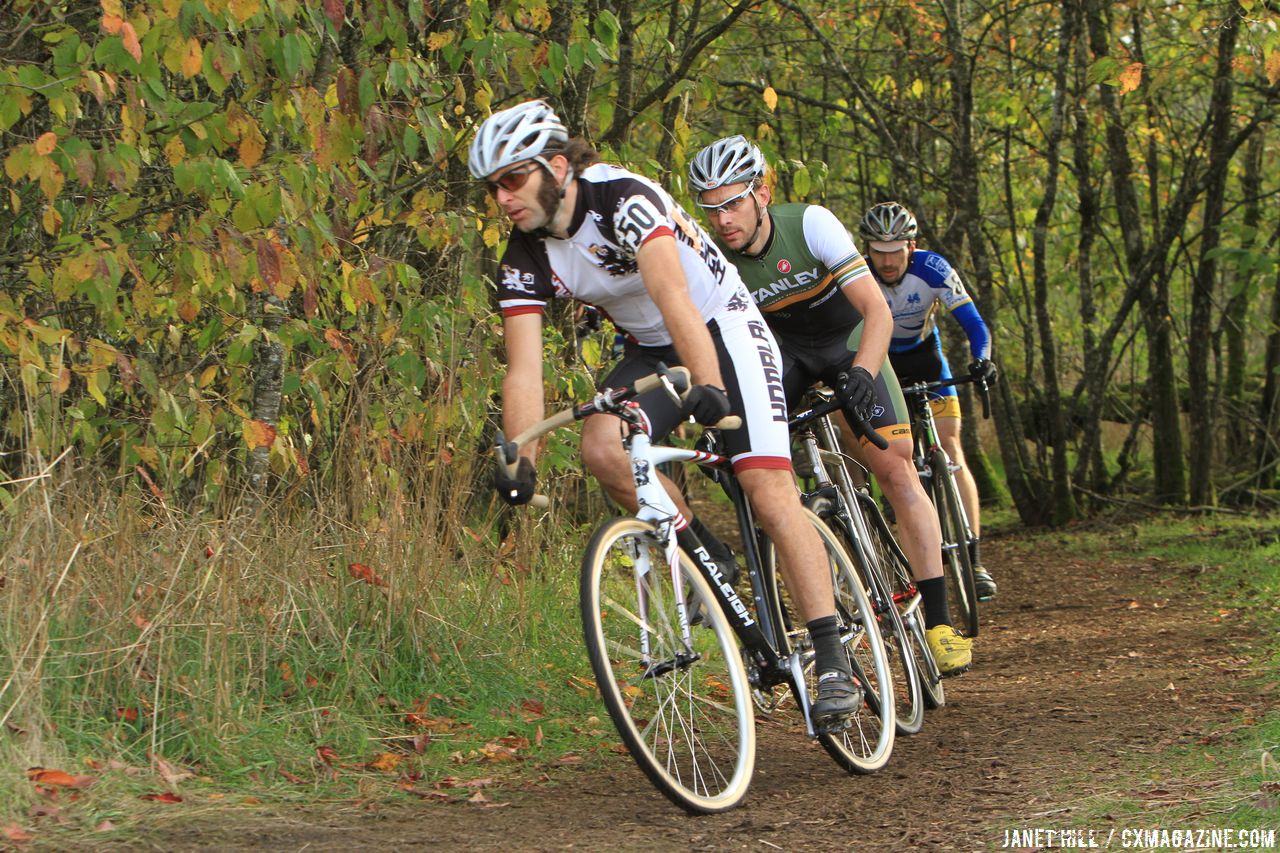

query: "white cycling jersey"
xmin=494 ymin=162 xmax=791 ymax=471
xmin=496 ymin=163 xmax=750 ymax=346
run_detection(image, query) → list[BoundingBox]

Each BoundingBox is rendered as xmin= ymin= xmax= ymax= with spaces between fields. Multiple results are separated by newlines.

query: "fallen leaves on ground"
xmin=25 ymin=768 xmax=96 ymax=788
xmin=150 ymin=753 xmax=195 ymax=787
xmin=140 ymin=792 xmax=183 ymax=803
xmin=2 ymin=823 xmax=32 ymax=842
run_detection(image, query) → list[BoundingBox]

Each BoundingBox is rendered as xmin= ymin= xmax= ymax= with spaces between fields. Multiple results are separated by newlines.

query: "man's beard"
xmin=515 ymin=167 xmax=564 ymax=233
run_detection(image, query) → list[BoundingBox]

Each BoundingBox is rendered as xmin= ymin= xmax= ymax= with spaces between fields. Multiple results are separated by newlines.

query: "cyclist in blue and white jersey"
xmin=859 ymin=202 xmax=999 ymax=601
xmin=688 ymin=136 xmax=973 ymax=675
xmin=469 ymin=100 xmax=865 ymax=725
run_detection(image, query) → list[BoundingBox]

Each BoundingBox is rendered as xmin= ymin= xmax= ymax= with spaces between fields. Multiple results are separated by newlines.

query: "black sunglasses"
xmin=487 ymin=163 xmax=541 ymax=196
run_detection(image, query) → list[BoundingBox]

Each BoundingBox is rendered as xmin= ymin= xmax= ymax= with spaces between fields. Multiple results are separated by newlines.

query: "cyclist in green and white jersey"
xmin=688 ymin=136 xmax=972 ymax=674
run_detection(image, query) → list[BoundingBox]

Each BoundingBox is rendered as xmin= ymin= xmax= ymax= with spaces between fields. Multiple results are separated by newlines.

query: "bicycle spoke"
xmin=582 ymin=518 xmax=755 ymax=813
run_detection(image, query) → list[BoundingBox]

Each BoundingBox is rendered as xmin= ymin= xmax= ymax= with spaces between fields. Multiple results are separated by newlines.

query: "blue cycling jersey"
xmin=875 ymin=249 xmax=991 ymax=360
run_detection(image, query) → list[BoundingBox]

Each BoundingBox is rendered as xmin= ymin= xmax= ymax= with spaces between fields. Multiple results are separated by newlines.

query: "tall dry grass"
xmin=0 ymin=432 xmax=606 ymax=822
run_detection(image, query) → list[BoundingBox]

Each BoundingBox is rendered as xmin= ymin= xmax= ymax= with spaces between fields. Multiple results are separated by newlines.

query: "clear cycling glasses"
xmin=696 ymin=183 xmax=755 ymax=213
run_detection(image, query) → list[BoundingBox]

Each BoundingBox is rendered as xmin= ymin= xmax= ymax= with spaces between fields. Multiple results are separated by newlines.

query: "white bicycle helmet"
xmin=858 ymin=202 xmax=919 ymax=243
xmin=688 ymin=135 xmax=766 ymax=192
xmin=468 ymin=100 xmax=569 ymax=179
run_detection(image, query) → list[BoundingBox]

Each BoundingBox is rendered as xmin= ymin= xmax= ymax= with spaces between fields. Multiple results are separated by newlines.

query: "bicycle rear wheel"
xmin=773 ymin=509 xmax=895 ymax=773
xmin=581 ymin=517 xmax=755 ymax=814
xmin=863 ymin=505 xmax=945 ymax=710
xmin=931 ymin=449 xmax=979 ymax=637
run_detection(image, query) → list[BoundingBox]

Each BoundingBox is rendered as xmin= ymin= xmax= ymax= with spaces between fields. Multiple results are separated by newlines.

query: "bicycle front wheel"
xmin=580 ymin=517 xmax=755 ymax=814
xmin=931 ymin=449 xmax=979 ymax=637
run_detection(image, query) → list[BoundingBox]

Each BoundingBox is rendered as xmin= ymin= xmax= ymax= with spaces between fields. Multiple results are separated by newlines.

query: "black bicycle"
xmin=495 ymin=366 xmax=895 ymax=813
xmin=900 ymin=375 xmax=991 ymax=637
xmin=789 ymin=387 xmax=946 ymax=735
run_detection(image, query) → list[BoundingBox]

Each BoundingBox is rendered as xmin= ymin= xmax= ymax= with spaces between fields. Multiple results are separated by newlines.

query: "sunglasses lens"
xmin=489 ymin=167 xmax=533 ymax=195
xmin=699 ymin=185 xmax=752 ymax=211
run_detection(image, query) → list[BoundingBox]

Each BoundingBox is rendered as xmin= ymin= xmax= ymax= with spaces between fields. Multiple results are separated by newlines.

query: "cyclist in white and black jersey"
xmin=689 ymin=135 xmax=972 ymax=675
xmin=859 ymin=202 xmax=999 ymax=601
xmin=470 ymin=100 xmax=864 ymax=725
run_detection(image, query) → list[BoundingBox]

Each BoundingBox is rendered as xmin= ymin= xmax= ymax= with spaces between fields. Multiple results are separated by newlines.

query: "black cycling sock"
xmin=919 ymin=577 xmax=951 ymax=630
xmin=970 ymin=538 xmax=982 ymax=567
xmin=807 ymin=615 xmax=850 ymax=678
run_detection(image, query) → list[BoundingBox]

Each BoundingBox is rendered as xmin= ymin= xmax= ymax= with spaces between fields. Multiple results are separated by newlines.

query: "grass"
xmin=993 ymin=510 xmax=1280 ymax=839
xmin=0 ymin=463 xmax=616 ymax=842
xmin=6 ymin=445 xmax=1277 ymax=845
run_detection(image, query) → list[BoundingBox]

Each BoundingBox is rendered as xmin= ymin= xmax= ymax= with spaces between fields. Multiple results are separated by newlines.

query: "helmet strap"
xmin=740 ymin=191 xmax=770 ymax=258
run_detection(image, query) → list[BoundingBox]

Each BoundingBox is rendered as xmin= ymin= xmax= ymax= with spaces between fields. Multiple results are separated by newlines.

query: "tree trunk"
xmin=937 ymin=0 xmax=1031 ymax=518
xmin=248 ymin=293 xmax=286 ymax=491
xmin=1145 ymin=263 xmax=1186 ymax=503
xmin=934 ymin=0 xmax=1004 ymax=511
xmin=1223 ymin=131 xmax=1264 ymax=451
xmin=1027 ymin=0 xmax=1079 ymax=524
xmin=1186 ymin=2 xmax=1241 ymax=506
xmin=1257 ymin=260 xmax=1280 ymax=492
xmin=549 ymin=0 xmax=599 ymax=133
xmin=1069 ymin=18 xmax=1107 ymax=496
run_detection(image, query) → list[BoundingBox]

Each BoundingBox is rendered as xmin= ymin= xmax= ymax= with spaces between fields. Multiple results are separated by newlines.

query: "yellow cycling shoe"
xmin=926 ymin=624 xmax=973 ymax=676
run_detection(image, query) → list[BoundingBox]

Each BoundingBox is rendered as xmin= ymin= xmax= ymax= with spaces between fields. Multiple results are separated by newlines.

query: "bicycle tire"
xmin=770 ymin=509 xmax=895 ymax=773
xmin=580 ymin=517 xmax=755 ymax=814
xmin=930 ymin=449 xmax=979 ymax=637
xmin=862 ymin=506 xmax=945 ymax=711
xmin=825 ymin=508 xmax=925 ymax=736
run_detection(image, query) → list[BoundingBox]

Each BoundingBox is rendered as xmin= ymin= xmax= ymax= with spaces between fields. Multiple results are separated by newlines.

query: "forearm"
xmin=665 ymin=308 xmax=723 ymax=388
xmin=844 ymin=276 xmax=892 ymax=374
xmin=951 ymin=302 xmax=991 ymax=360
xmin=502 ymin=364 xmax=545 ymax=461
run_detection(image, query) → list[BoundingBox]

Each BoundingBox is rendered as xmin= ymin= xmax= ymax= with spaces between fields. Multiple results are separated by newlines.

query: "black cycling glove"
xmin=682 ymin=384 xmax=732 ymax=426
xmin=494 ymin=457 xmax=537 ymax=506
xmin=968 ymin=358 xmax=998 ymax=386
xmin=838 ymin=366 xmax=877 ymax=422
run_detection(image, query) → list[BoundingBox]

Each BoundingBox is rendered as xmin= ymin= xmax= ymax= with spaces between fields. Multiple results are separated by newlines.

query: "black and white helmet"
xmin=467 ymin=100 xmax=568 ymax=179
xmin=688 ymin=135 xmax=766 ymax=192
xmin=858 ymin=202 xmax=919 ymax=243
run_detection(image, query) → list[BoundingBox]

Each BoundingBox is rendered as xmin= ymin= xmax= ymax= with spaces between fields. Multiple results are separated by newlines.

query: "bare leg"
xmin=580 ymin=414 xmax=692 ymax=518
xmin=937 ymin=416 xmax=980 ymax=538
xmin=736 ymin=467 xmax=835 ymax=622
xmin=861 ymin=437 xmax=944 ymax=583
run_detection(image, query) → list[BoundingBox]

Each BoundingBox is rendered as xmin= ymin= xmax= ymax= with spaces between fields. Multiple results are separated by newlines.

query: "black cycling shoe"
xmin=973 ymin=567 xmax=997 ymax=601
xmin=810 ymin=670 xmax=863 ymax=728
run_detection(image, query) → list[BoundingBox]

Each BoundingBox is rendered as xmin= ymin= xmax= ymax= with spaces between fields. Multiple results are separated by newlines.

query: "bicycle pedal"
xmin=814 ymin=714 xmax=854 ymax=735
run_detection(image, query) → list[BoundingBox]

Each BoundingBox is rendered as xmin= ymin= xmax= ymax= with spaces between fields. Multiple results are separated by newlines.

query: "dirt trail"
xmin=139 ymin=527 xmax=1263 ymax=852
